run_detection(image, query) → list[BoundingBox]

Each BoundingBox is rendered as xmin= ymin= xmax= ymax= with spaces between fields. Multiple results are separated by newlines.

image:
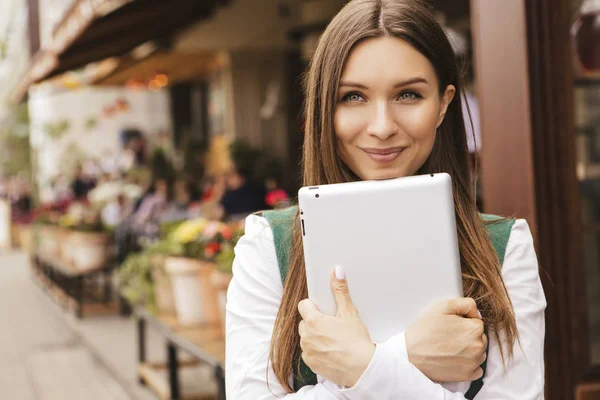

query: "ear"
xmin=436 ymin=85 xmax=456 ymax=128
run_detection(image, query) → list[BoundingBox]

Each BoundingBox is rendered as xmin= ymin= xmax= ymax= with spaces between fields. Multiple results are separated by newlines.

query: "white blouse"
xmin=225 ymin=215 xmax=546 ymax=399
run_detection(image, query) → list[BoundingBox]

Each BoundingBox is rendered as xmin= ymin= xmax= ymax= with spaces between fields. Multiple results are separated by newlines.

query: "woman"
xmin=226 ymin=0 xmax=546 ymax=398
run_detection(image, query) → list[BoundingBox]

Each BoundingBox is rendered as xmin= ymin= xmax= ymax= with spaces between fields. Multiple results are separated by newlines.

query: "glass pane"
xmin=575 ymin=81 xmax=600 ymax=365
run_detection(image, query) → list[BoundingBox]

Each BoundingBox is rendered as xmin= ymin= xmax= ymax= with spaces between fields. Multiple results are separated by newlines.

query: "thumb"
xmin=331 ymin=266 xmax=355 ymax=317
xmin=446 ymin=297 xmax=481 ymax=319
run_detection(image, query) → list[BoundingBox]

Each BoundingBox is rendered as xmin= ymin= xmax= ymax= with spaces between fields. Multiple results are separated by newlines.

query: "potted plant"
xmin=164 ymin=218 xmax=232 ymax=327
xmin=117 ymin=236 xmax=180 ymax=313
xmin=64 ymin=205 xmax=112 ymax=272
xmin=116 ymin=219 xmax=189 ymax=315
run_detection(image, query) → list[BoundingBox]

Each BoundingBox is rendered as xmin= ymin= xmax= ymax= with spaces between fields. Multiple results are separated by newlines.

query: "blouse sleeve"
xmin=225 ymin=214 xmax=349 ymax=399
xmin=475 ymin=219 xmax=546 ymax=399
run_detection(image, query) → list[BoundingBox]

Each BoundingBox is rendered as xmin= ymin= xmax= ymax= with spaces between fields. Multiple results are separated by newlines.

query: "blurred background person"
xmin=219 ymin=167 xmax=267 ymax=221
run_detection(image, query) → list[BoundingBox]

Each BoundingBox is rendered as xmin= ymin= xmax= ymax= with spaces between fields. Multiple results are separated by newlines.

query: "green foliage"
xmin=118 ymin=238 xmax=181 ymax=311
xmin=85 ymin=116 xmax=98 ymax=131
xmin=43 ymin=119 xmax=71 ymax=140
xmin=69 ymin=221 xmax=110 ymax=233
xmin=0 ymin=40 xmax=7 ymax=59
xmin=0 ymin=103 xmax=31 ymax=178
xmin=32 ymin=212 xmax=59 ymax=226
xmin=59 ymin=142 xmax=87 ymax=179
xmin=159 ymin=219 xmax=186 ymax=239
xmin=146 ymin=238 xmax=184 ymax=258
xmin=119 ymin=252 xmax=155 ymax=310
xmin=118 ymin=219 xmax=243 ymax=310
xmin=215 ymin=242 xmax=235 ymax=274
xmin=0 ymin=134 xmax=31 ymax=177
xmin=118 ymin=222 xmax=188 ymax=310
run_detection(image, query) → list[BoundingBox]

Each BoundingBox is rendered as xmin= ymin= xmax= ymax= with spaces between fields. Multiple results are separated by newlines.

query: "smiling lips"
xmin=360 ymin=146 xmax=406 ymax=162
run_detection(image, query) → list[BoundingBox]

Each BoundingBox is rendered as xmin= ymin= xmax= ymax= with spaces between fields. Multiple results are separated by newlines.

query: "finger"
xmin=298 ymin=320 xmax=307 ymax=337
xmin=330 ymin=266 xmax=356 ymax=317
xmin=478 ymin=349 xmax=487 ymax=366
xmin=447 ymin=298 xmax=480 ymax=319
xmin=298 ymin=299 xmax=320 ymax=323
xmin=481 ymin=333 xmax=488 ymax=351
xmin=300 ymin=351 xmax=310 ymax=366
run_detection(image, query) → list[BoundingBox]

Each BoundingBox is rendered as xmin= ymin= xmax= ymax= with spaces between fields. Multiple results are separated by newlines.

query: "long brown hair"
xmin=269 ymin=0 xmax=518 ymax=392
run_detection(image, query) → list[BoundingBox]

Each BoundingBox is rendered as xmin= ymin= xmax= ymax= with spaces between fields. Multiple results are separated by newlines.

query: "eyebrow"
xmin=339 ymin=77 xmax=429 ymax=89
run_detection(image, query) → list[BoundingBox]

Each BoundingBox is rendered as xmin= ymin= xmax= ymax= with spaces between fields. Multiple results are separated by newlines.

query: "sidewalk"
xmin=0 ymin=250 xmax=134 ymax=400
xmin=1 ymin=249 xmax=218 ymax=400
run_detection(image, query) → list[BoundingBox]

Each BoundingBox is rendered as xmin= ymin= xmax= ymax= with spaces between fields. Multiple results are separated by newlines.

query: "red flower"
xmin=266 ymin=189 xmax=290 ymax=207
xmin=221 ymin=226 xmax=233 ymax=241
xmin=204 ymin=242 xmax=221 ymax=258
xmin=204 ymin=247 xmax=216 ymax=258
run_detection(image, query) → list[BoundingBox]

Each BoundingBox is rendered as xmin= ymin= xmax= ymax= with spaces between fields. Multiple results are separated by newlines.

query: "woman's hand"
xmin=298 ymin=266 xmax=375 ymax=388
xmin=405 ymin=297 xmax=487 ymax=383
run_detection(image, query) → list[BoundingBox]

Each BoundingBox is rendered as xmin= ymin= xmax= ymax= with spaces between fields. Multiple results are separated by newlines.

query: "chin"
xmin=359 ymin=168 xmax=408 ymax=181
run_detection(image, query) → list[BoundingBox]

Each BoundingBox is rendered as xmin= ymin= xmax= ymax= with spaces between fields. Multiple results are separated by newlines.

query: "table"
xmin=134 ymin=308 xmax=225 ymax=400
xmin=32 ymin=253 xmax=119 ymax=318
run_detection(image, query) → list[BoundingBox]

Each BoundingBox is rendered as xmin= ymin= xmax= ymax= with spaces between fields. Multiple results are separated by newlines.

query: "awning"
xmin=91 ymin=51 xmax=217 ymax=86
xmin=11 ymin=0 xmax=229 ymax=103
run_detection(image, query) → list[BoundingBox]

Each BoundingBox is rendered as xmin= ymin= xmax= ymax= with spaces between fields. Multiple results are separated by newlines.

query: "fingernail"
xmin=335 ymin=265 xmax=345 ymax=280
xmin=477 ymin=311 xmax=482 ymax=319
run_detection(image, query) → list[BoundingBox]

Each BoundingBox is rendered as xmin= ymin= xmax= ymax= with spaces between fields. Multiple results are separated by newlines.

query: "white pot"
xmin=69 ymin=232 xmax=110 ymax=272
xmin=165 ymin=257 xmax=219 ymax=327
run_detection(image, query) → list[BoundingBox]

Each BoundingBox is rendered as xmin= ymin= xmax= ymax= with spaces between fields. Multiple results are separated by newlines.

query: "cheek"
xmin=396 ymin=103 xmax=440 ymax=142
xmin=334 ymin=107 xmax=365 ymax=142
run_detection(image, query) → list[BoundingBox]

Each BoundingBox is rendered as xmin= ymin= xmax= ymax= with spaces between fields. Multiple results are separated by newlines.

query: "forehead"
xmin=340 ymin=36 xmax=438 ymax=85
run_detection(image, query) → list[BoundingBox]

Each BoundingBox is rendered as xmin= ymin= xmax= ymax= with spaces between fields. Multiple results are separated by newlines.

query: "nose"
xmin=366 ymin=102 xmax=399 ymax=140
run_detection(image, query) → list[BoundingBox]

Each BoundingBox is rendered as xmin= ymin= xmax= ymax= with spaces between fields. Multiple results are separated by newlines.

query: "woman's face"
xmin=334 ymin=37 xmax=455 ymax=180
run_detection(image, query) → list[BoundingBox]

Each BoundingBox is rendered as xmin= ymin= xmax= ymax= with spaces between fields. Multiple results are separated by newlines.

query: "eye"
xmin=341 ymin=92 xmax=365 ymax=102
xmin=397 ymin=91 xmax=423 ymax=101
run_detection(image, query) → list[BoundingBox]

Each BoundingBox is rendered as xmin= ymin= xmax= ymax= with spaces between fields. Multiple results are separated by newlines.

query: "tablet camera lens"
xmin=315 ymin=194 xmax=320 ymax=198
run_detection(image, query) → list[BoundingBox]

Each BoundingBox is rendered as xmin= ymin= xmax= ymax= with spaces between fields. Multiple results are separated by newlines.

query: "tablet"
xmin=298 ymin=173 xmax=462 ymax=343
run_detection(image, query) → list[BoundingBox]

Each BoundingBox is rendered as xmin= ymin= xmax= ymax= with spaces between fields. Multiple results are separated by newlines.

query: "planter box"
xmin=165 ymin=257 xmax=220 ymax=327
xmin=38 ymin=225 xmax=61 ymax=259
xmin=57 ymin=228 xmax=73 ymax=265
xmin=69 ymin=231 xmax=111 ymax=272
xmin=17 ymin=224 xmax=33 ymax=254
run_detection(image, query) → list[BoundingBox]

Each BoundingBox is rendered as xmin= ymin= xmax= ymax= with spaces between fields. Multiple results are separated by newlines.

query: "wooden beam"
xmin=471 ymin=0 xmax=537 ymax=228
xmin=27 ymin=0 xmax=40 ymax=57
xmin=526 ymin=0 xmax=590 ymax=397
